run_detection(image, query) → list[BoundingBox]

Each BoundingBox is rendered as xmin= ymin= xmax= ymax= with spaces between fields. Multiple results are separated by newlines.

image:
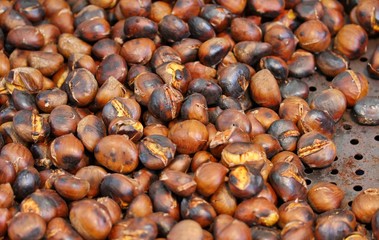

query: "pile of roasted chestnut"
xmin=0 ymin=0 xmax=379 ymax=239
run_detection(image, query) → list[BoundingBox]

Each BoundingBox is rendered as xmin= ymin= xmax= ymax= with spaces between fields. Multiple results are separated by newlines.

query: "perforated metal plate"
xmin=303 ymin=39 xmax=379 ymax=219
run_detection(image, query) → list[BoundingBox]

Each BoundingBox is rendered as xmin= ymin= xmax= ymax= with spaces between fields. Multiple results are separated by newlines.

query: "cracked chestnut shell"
xmin=180 ymin=194 xmax=217 ymax=228
xmin=94 ymin=134 xmax=138 ymax=174
xmin=139 ymin=135 xmax=176 ymax=170
xmin=109 ymin=217 xmax=158 ymax=240
xmin=213 ymin=214 xmax=251 ymax=240
xmin=234 ymin=197 xmax=279 ymax=227
xmin=148 ymin=84 xmax=184 ymax=122
xmin=50 ymin=133 xmax=84 ymax=171
xmin=295 ymin=20 xmax=331 ymax=53
xmin=307 ymin=182 xmax=345 ymax=213
xmin=297 ymin=131 xmax=336 ymax=168
xmin=102 ymin=97 xmax=141 ymax=126
xmin=160 ymin=169 xmax=197 ymax=197
xmin=278 ymin=199 xmax=315 ymax=228
xmin=228 ymin=165 xmax=264 ymax=199
xmin=310 ymin=88 xmax=347 ymax=122
xmin=333 ymin=24 xmax=368 ymax=60
xmin=13 ymin=109 xmax=50 ymax=143
xmin=352 ymin=188 xmax=379 ymax=224
xmin=331 ymin=70 xmax=369 ymax=107
xmin=149 ymin=180 xmax=180 ymax=221
xmin=217 ymin=63 xmax=250 ymax=99
xmin=279 ymin=96 xmax=310 ymax=124
xmin=20 ymin=189 xmax=68 ymax=222
xmin=269 ymin=162 xmax=307 ymax=202
xmin=315 ymin=209 xmax=357 ymax=240
xmin=268 ymin=119 xmax=300 ymax=152
xmin=156 ymin=62 xmax=192 ymax=94
xmin=298 ymin=109 xmax=335 ymax=138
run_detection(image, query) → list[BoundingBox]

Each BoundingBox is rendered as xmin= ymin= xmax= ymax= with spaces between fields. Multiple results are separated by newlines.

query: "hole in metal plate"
xmin=306 ymin=179 xmax=312 ymax=185
xmin=343 ymin=123 xmax=352 ymax=130
xmin=330 ymin=169 xmax=339 ymax=175
xmin=309 ymin=86 xmax=317 ymax=92
xmin=350 ymin=139 xmax=359 ymax=145
xmin=354 ymin=154 xmax=363 ymax=160
xmin=355 ymin=169 xmax=365 ymax=175
xmin=353 ymin=185 xmax=363 ymax=191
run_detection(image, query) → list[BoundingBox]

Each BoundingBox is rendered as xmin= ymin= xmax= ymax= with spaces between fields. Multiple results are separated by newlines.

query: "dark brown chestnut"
xmin=45 ymin=217 xmax=82 ymax=240
xmin=231 ymin=17 xmax=262 ymax=42
xmin=331 ymin=70 xmax=369 ymax=107
xmin=159 ymin=14 xmax=190 ymax=43
xmin=287 ymin=49 xmax=315 ymax=78
xmin=180 ymin=194 xmax=217 ymax=228
xmin=198 ymin=37 xmax=231 ymax=67
xmin=315 ymin=209 xmax=357 ymax=240
xmin=36 ymin=88 xmax=68 ymax=113
xmin=269 ymin=162 xmax=307 ymax=202
xmin=278 ymin=199 xmax=315 ymax=228
xmin=100 ymin=173 xmax=135 ymax=209
xmin=148 ymin=84 xmax=184 ymax=122
xmin=12 ymin=109 xmax=50 ymax=143
xmin=353 ymin=96 xmax=379 ymax=125
xmin=188 ymin=16 xmax=216 ymax=42
xmin=307 ymin=182 xmax=345 ymax=213
xmin=199 ymin=4 xmax=232 ymax=33
xmin=280 ymin=78 xmax=309 ymax=100
xmin=7 ymin=212 xmax=46 ymax=240
xmin=148 ymin=180 xmax=180 ymax=220
xmin=248 ymin=0 xmax=285 ymax=18
xmin=194 ymin=162 xmax=229 ymax=197
xmin=297 ymin=131 xmax=337 ymax=168
xmin=20 ymin=189 xmax=68 ymax=222
xmin=50 ymin=133 xmax=84 ymax=171
xmin=233 ymin=41 xmax=272 ymax=65
xmin=69 ymin=199 xmax=112 ymax=240
xmin=168 ymin=120 xmax=208 ymax=155
xmin=49 ymin=105 xmax=80 ymax=136
xmin=124 ymin=16 xmax=158 ymax=40
xmin=352 ymin=188 xmax=379 ymax=224
xmin=310 ymin=88 xmax=347 ymax=122
xmin=234 ymin=197 xmax=279 ymax=227
xmin=295 ymin=20 xmax=331 ymax=53
xmin=250 ymin=69 xmax=282 ymax=110
xmin=333 ymin=24 xmax=368 ymax=60
xmin=120 ymin=38 xmax=156 ymax=65
xmin=13 ymin=167 xmax=40 ymax=201
xmin=268 ymin=119 xmax=300 ymax=151
xmin=264 ymin=24 xmax=296 ymax=60
xmin=94 ymin=134 xmax=138 ymax=174
xmin=259 ymin=55 xmax=289 ymax=81
xmin=298 ymin=109 xmax=335 ymax=138
xmin=316 ymin=50 xmax=349 ymax=77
